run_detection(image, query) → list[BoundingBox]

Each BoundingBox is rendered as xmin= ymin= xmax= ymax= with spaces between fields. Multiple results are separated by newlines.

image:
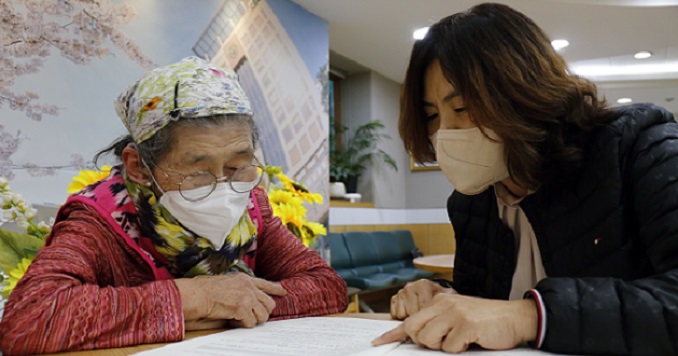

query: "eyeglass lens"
xmin=179 ymin=165 xmax=263 ymax=201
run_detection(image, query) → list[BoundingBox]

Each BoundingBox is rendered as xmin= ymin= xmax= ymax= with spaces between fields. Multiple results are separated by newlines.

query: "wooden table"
xmin=413 ymin=254 xmax=455 ymax=274
xmin=47 ymin=313 xmax=392 ymax=355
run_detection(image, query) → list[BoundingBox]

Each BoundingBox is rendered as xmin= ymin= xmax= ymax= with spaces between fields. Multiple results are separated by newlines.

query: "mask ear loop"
xmin=134 ymin=144 xmax=167 ymax=195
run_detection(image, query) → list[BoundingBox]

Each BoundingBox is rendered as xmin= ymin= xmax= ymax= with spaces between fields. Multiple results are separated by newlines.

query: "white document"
xmin=133 ymin=317 xmax=546 ymax=356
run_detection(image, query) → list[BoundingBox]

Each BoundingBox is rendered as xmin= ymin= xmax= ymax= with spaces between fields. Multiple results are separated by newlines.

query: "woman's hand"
xmin=374 ymin=293 xmax=538 ymax=353
xmin=174 ymin=272 xmax=287 ymax=330
xmin=391 ymin=279 xmax=457 ymax=320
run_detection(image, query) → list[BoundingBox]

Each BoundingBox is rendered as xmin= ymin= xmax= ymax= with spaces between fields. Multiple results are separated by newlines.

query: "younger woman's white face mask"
xmin=431 ymin=128 xmax=509 ymax=195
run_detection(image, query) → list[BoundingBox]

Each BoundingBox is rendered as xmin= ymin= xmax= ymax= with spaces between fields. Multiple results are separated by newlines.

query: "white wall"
xmin=339 ymin=70 xmax=453 ymax=209
xmin=368 ymin=72 xmax=407 ymax=208
xmin=406 ymin=170 xmax=453 ymax=209
xmin=340 ymin=72 xmax=373 ymax=202
xmin=341 ymin=72 xmax=371 ymax=129
xmin=340 ymin=71 xmax=406 ymax=207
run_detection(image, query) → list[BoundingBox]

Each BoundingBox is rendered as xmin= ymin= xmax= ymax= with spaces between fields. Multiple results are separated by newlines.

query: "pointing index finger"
xmin=372 ymin=324 xmax=408 ymax=346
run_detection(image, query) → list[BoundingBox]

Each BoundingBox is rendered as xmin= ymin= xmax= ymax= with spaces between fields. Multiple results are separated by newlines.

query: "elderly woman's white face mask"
xmin=145 ymin=124 xmax=261 ymax=250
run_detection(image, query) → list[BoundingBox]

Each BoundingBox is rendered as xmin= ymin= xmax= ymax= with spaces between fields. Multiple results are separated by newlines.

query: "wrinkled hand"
xmin=175 ymin=273 xmax=287 ymax=330
xmin=391 ymin=279 xmax=456 ymax=320
xmin=374 ymin=293 xmax=538 ymax=353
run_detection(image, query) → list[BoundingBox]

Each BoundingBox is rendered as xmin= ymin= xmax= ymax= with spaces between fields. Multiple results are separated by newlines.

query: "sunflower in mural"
xmin=67 ymin=166 xmax=112 ymax=194
xmin=276 ymin=171 xmax=323 ymax=204
xmin=265 ymin=165 xmax=326 ymax=246
xmin=3 ymin=257 xmax=34 ymax=295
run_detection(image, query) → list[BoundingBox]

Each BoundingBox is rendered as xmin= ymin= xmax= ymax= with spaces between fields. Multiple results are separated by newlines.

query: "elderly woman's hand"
xmin=374 ymin=293 xmax=537 ymax=353
xmin=174 ymin=272 xmax=287 ymax=330
xmin=391 ymin=279 xmax=457 ymax=320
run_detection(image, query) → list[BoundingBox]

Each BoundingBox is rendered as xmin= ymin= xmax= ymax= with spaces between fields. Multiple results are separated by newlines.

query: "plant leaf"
xmin=378 ymin=149 xmax=399 ymax=171
xmin=0 ymin=229 xmax=45 ymax=274
xmin=329 ymin=119 xmax=398 ymax=180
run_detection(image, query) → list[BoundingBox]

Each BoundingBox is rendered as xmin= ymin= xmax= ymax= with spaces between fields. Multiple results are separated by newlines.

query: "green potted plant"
xmin=329 ymin=120 xmax=398 ymax=194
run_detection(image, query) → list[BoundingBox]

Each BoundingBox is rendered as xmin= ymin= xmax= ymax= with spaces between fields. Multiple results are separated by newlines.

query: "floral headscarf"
xmin=114 ymin=56 xmax=252 ymax=144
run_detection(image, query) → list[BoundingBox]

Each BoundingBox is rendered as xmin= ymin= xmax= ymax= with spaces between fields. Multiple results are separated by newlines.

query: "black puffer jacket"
xmin=447 ymin=103 xmax=678 ymax=355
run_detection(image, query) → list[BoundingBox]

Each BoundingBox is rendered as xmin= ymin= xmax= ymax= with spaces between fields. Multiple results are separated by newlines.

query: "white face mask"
xmin=158 ymin=182 xmax=252 ymax=250
xmin=432 ymin=128 xmax=509 ymax=195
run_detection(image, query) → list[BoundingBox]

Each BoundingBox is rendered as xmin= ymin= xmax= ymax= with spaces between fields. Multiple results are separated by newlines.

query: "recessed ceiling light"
xmin=634 ymin=51 xmax=652 ymax=59
xmin=413 ymin=27 xmax=429 ymax=40
xmin=551 ymin=39 xmax=569 ymax=51
xmin=617 ymin=98 xmax=633 ymax=104
xmin=571 ymin=62 xmax=678 ymax=77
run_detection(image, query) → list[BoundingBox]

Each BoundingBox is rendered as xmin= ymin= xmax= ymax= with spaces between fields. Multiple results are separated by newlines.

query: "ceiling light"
xmin=413 ymin=27 xmax=429 ymax=40
xmin=571 ymin=62 xmax=678 ymax=77
xmin=617 ymin=98 xmax=633 ymax=104
xmin=551 ymin=39 xmax=569 ymax=51
xmin=634 ymin=51 xmax=652 ymax=59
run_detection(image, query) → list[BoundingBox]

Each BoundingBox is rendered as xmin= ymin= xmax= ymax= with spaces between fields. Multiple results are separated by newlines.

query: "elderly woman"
xmin=374 ymin=3 xmax=678 ymax=355
xmin=0 ymin=57 xmax=347 ymax=354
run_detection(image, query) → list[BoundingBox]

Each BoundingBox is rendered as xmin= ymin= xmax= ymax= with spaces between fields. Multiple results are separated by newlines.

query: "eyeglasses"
xmin=156 ymin=163 xmax=264 ymax=202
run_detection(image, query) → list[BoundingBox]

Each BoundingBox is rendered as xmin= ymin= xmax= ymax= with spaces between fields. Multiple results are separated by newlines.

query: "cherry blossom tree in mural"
xmin=1 ymin=0 xmax=153 ymax=121
xmin=1 ymin=0 xmax=153 ymax=178
xmin=0 ymin=125 xmax=21 ymax=180
xmin=0 ymin=124 xmax=89 ymax=179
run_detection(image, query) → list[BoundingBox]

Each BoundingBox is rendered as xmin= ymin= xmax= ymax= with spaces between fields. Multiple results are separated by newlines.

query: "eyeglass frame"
xmin=153 ymin=160 xmax=264 ymax=202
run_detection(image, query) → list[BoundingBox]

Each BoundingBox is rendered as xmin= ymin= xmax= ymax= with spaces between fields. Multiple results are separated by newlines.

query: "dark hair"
xmin=94 ymin=114 xmax=259 ymax=168
xmin=400 ymin=3 xmax=613 ymax=189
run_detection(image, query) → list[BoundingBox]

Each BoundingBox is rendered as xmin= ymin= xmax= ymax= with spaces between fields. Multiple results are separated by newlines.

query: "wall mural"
xmin=0 ymin=0 xmax=154 ymax=180
xmin=0 ymin=0 xmax=329 ymax=222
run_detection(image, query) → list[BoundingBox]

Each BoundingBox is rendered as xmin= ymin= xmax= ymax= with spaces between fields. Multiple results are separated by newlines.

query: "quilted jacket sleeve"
xmin=536 ymin=106 xmax=678 ymax=355
xmin=251 ymin=188 xmax=348 ymax=319
xmin=0 ymin=206 xmax=184 ymax=355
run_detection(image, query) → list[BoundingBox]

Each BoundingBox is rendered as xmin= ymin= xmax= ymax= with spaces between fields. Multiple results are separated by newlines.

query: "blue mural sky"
xmin=267 ymin=0 xmax=329 ymax=79
xmin=124 ymin=0 xmax=223 ymax=65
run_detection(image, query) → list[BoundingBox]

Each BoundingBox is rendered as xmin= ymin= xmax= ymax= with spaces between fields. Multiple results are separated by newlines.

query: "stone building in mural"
xmin=192 ymin=0 xmax=329 ymax=221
